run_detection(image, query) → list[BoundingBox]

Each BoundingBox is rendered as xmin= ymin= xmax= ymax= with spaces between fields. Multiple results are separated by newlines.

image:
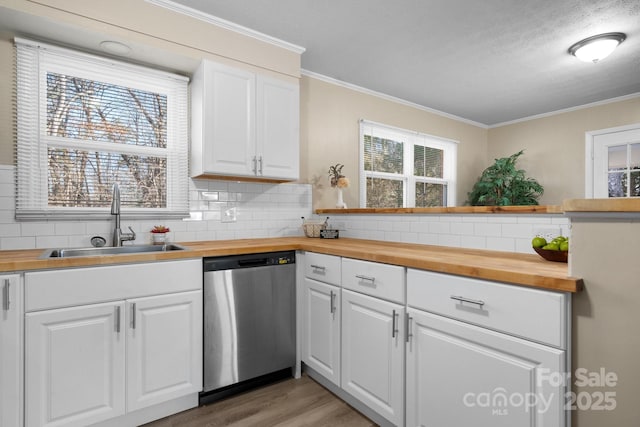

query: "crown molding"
xmin=490 ymin=92 xmax=640 ymax=128
xmin=145 ymin=0 xmax=306 ymax=54
xmin=301 ymin=69 xmax=488 ymax=129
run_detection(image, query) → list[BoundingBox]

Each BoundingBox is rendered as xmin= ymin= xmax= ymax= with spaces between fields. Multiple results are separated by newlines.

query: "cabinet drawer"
xmin=342 ymin=258 xmax=405 ymax=304
xmin=407 ymin=269 xmax=568 ymax=349
xmin=304 ymin=252 xmax=341 ymax=285
xmin=25 ymin=259 xmax=202 ymax=312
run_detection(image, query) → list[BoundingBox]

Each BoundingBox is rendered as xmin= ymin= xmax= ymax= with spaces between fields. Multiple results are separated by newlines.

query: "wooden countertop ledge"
xmin=0 ymin=237 xmax=582 ymax=293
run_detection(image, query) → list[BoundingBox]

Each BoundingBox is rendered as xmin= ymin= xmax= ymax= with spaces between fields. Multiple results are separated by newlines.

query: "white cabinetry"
xmin=341 ymin=259 xmax=405 ymax=426
xmin=191 ymin=60 xmax=299 ymax=180
xmin=406 ymin=269 xmax=569 ymax=427
xmin=24 ymin=259 xmax=202 ymax=427
xmin=302 ymin=277 xmax=341 ymax=385
xmin=342 ymin=289 xmax=404 ymax=426
xmin=1 ymin=274 xmax=23 ymax=427
xmin=26 ymin=302 xmax=126 ymax=427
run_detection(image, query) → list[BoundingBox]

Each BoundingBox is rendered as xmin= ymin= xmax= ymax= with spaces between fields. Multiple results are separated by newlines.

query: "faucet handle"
xmin=127 ymin=226 xmax=136 ymax=241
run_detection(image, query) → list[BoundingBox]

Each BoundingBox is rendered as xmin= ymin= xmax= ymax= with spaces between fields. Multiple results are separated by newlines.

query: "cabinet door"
xmin=25 ymin=301 xmax=126 ymax=427
xmin=1 ymin=275 xmax=22 ymax=427
xmin=406 ymin=308 xmax=566 ymax=427
xmin=341 ymin=289 xmax=404 ymax=425
xmin=302 ymin=278 xmax=341 ymax=385
xmin=126 ymin=291 xmax=202 ymax=412
xmin=256 ymin=75 xmax=299 ymax=179
xmin=202 ymin=61 xmax=255 ymax=176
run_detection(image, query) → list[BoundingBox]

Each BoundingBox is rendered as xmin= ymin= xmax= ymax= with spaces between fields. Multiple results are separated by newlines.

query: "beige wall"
xmin=301 ymin=75 xmax=489 ymax=209
xmin=569 ymin=218 xmax=640 ymax=427
xmin=488 ymin=98 xmax=640 ymax=204
xmin=0 ymin=34 xmax=12 ymax=165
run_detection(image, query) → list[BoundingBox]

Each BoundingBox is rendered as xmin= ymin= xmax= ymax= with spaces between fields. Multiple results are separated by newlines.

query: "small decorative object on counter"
xmin=301 ymin=217 xmax=329 ymax=238
xmin=151 ymin=225 xmax=170 ymax=245
xmin=531 ymin=235 xmax=568 ymax=263
xmin=328 ymin=163 xmax=349 ymax=209
xmin=320 ymin=228 xmax=340 ymax=239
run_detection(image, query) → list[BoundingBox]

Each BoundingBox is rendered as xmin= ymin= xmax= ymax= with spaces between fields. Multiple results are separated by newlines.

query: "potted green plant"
xmin=466 ymin=150 xmax=543 ymax=206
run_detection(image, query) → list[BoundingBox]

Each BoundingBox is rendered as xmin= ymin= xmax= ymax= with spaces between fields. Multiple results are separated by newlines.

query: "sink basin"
xmin=40 ymin=243 xmax=187 ymax=259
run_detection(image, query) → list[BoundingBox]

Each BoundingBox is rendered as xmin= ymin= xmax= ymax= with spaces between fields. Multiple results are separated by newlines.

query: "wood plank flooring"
xmin=143 ymin=375 xmax=377 ymax=427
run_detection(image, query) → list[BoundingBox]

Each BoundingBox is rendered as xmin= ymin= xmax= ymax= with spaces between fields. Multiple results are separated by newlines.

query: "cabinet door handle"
xmin=258 ymin=156 xmax=263 ymax=175
xmin=310 ymin=264 xmax=326 ymax=271
xmin=252 ymin=156 xmax=257 ymax=174
xmin=115 ymin=306 xmax=121 ymax=333
xmin=329 ymin=290 xmax=336 ymax=314
xmin=391 ymin=309 xmax=399 ymax=338
xmin=2 ymin=279 xmax=10 ymax=311
xmin=355 ymin=274 xmax=376 ymax=284
xmin=450 ymin=295 xmax=485 ymax=308
xmin=406 ymin=313 xmax=413 ymax=343
xmin=131 ymin=303 xmax=137 ymax=329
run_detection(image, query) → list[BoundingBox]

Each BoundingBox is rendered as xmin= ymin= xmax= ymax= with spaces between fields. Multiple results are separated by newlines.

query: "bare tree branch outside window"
xmin=46 ymin=73 xmax=167 ymax=208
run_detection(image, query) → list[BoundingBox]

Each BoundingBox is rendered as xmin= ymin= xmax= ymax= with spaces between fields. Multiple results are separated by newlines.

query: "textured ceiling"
xmin=171 ymin=0 xmax=640 ymax=126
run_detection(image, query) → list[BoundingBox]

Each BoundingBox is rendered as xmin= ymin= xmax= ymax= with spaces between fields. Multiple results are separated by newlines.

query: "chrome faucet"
xmin=111 ymin=183 xmax=136 ymax=247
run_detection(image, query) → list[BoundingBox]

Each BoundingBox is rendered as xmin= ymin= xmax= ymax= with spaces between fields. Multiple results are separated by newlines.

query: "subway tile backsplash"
xmin=0 ymin=165 xmax=568 ymax=253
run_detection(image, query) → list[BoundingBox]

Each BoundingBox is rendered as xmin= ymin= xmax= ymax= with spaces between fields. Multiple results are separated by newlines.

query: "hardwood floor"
xmin=143 ymin=375 xmax=377 ymax=427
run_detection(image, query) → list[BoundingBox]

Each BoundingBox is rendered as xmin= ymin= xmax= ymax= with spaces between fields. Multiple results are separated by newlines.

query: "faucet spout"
xmin=111 ymin=183 xmax=135 ymax=247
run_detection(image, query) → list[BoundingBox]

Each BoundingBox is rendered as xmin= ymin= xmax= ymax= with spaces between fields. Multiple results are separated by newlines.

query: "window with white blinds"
xmin=15 ymin=38 xmax=189 ymax=219
xmin=360 ymin=120 xmax=457 ymax=208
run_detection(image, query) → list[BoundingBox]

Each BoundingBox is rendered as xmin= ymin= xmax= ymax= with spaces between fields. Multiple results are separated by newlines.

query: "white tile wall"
xmin=0 ymin=165 xmax=313 ymax=250
xmin=0 ymin=165 xmax=569 ymax=254
xmin=328 ymin=212 xmax=569 ymax=254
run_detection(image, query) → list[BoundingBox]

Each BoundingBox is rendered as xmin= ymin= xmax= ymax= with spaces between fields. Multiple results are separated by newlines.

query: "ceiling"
xmin=170 ymin=0 xmax=640 ymax=126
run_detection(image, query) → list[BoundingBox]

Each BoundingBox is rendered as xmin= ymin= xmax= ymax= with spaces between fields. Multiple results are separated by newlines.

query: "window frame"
xmin=586 ymin=123 xmax=640 ymax=199
xmin=15 ymin=38 xmax=190 ymax=220
xmin=359 ymin=120 xmax=457 ymax=208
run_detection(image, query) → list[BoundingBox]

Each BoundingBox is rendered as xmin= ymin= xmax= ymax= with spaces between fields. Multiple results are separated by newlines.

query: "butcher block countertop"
xmin=0 ymin=237 xmax=582 ymax=293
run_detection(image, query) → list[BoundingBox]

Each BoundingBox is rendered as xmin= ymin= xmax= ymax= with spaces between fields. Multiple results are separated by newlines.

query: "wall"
xmin=328 ymin=212 xmax=568 ymax=254
xmin=0 ymin=165 xmax=311 ymax=250
xmin=569 ymin=216 xmax=640 ymax=427
xmin=300 ymin=75 xmax=489 ymax=209
xmin=488 ymin=97 xmax=640 ymax=204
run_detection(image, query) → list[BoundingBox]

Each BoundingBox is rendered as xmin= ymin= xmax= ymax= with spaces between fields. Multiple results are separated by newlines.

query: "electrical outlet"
xmin=222 ymin=206 xmax=237 ymax=223
xmin=533 ymin=227 xmax=561 ymax=240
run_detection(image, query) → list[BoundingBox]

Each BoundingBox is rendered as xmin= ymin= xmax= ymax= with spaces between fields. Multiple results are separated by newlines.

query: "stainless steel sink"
xmin=40 ymin=243 xmax=187 ymax=259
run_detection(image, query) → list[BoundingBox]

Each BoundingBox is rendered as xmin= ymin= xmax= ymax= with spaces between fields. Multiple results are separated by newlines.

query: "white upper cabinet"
xmin=191 ymin=60 xmax=299 ymax=180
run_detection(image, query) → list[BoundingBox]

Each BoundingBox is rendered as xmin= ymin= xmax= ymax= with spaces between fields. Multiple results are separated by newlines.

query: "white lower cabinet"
xmin=26 ymin=302 xmax=126 ymax=427
xmin=1 ymin=274 xmax=23 ymax=427
xmin=302 ymin=277 xmax=341 ymax=385
xmin=341 ymin=289 xmax=405 ymax=426
xmin=126 ymin=292 xmax=202 ymax=411
xmin=406 ymin=308 xmax=565 ymax=427
xmin=24 ymin=259 xmax=202 ymax=427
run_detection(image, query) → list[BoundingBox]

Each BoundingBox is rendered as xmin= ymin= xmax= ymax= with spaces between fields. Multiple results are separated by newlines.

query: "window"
xmin=359 ymin=120 xmax=457 ymax=208
xmin=15 ymin=38 xmax=189 ymax=219
xmin=587 ymin=125 xmax=640 ymax=198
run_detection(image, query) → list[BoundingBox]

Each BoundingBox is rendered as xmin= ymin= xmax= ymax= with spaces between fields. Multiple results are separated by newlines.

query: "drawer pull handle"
xmin=450 ymin=295 xmax=485 ymax=307
xmin=329 ymin=290 xmax=336 ymax=314
xmin=2 ymin=279 xmax=10 ymax=311
xmin=355 ymin=274 xmax=376 ymax=284
xmin=310 ymin=264 xmax=326 ymax=271
xmin=391 ymin=310 xmax=399 ymax=338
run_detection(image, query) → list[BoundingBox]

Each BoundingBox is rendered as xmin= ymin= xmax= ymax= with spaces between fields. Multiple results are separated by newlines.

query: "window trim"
xmin=359 ymin=119 xmax=457 ymax=208
xmin=15 ymin=37 xmax=190 ymax=220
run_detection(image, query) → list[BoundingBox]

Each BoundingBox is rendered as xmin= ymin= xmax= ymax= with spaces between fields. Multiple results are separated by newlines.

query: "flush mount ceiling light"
xmin=99 ymin=40 xmax=131 ymax=56
xmin=568 ymin=32 xmax=626 ymax=63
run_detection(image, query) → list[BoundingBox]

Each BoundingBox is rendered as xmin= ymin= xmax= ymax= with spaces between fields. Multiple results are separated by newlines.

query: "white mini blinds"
xmin=15 ymin=38 xmax=189 ymax=220
xmin=359 ymin=120 xmax=457 ymax=208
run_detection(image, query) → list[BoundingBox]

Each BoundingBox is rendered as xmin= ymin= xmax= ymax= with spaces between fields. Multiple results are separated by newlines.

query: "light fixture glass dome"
xmin=569 ymin=32 xmax=626 ymax=63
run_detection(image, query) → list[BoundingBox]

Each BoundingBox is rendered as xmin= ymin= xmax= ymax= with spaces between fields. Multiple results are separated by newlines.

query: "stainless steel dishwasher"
xmin=201 ymin=251 xmax=296 ymax=401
